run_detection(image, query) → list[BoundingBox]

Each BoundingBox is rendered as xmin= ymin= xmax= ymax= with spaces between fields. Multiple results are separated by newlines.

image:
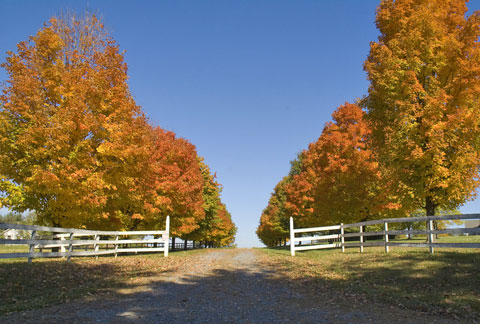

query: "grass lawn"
xmin=0 ymin=245 xmax=29 ymax=253
xmin=259 ymin=236 xmax=480 ymax=320
xmin=0 ymin=248 xmax=206 ymax=314
xmin=390 ymin=235 xmax=480 ymax=243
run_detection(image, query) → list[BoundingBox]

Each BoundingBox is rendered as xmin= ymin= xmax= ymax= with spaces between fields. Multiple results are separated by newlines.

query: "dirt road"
xmin=2 ymin=249 xmax=465 ymax=323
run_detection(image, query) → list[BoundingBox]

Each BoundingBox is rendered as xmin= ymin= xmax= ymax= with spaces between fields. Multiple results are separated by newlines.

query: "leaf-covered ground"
xmin=260 ymin=245 xmax=480 ymax=321
xmin=0 ymin=249 xmax=203 ymax=314
xmin=2 ymin=248 xmax=477 ymax=323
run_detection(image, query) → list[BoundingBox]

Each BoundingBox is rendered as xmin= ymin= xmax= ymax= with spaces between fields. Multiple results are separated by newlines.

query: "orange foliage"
xmin=139 ymin=127 xmax=205 ymax=235
xmin=183 ymin=160 xmax=236 ymax=246
xmin=285 ymin=103 xmax=400 ymax=227
xmin=0 ymin=13 xmax=236 ymax=240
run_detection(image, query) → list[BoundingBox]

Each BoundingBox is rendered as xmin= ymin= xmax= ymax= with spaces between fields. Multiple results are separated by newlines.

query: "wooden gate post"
xmin=28 ymin=230 xmax=37 ymax=264
xmin=359 ymin=225 xmax=364 ymax=253
xmin=384 ymin=222 xmax=389 ymax=253
xmin=114 ymin=235 xmax=119 ymax=258
xmin=428 ymin=220 xmax=434 ymax=254
xmin=340 ymin=223 xmax=345 ymax=252
xmin=60 ymin=234 xmax=66 ymax=256
xmin=94 ymin=234 xmax=99 ymax=260
xmin=164 ymin=216 xmax=170 ymax=257
xmin=67 ymin=232 xmax=74 ymax=262
xmin=289 ymin=217 xmax=295 ymax=256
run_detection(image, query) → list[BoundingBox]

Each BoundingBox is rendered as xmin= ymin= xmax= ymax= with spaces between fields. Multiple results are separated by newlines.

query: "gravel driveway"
xmin=2 ymin=249 xmax=466 ymax=324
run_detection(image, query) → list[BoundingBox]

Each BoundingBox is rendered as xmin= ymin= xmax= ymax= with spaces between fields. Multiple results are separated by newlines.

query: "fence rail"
xmin=290 ymin=214 xmax=480 ymax=256
xmin=0 ymin=216 xmax=170 ymax=262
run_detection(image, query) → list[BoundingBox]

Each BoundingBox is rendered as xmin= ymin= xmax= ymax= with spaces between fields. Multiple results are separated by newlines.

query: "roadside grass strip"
xmin=0 ymin=249 xmax=205 ymax=314
xmin=260 ymin=237 xmax=480 ymax=320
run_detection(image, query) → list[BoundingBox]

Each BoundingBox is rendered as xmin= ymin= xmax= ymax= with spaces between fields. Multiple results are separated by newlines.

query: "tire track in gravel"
xmin=2 ymin=249 xmax=466 ymax=324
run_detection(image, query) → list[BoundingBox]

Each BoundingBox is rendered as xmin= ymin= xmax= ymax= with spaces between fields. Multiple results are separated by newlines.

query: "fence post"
xmin=428 ymin=220 xmax=434 ymax=254
xmin=59 ymin=234 xmax=66 ymax=257
xmin=114 ymin=235 xmax=119 ymax=258
xmin=28 ymin=230 xmax=37 ymax=264
xmin=359 ymin=225 xmax=364 ymax=253
xmin=164 ymin=216 xmax=170 ymax=257
xmin=289 ymin=217 xmax=295 ymax=256
xmin=94 ymin=234 xmax=99 ymax=260
xmin=384 ymin=222 xmax=389 ymax=253
xmin=340 ymin=223 xmax=345 ymax=252
xmin=67 ymin=232 xmax=74 ymax=262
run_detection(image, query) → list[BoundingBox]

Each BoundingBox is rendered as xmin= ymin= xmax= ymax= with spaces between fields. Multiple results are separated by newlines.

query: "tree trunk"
xmin=426 ymin=196 xmax=436 ymax=216
xmin=184 ymin=240 xmax=188 ymax=250
xmin=171 ymin=237 xmax=176 ymax=251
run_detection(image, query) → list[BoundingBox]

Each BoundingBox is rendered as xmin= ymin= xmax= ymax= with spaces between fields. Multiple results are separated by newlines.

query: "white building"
xmin=2 ymin=228 xmax=20 ymax=240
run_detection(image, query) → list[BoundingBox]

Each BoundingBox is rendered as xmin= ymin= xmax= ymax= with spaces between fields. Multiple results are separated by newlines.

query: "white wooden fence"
xmin=290 ymin=214 xmax=480 ymax=256
xmin=0 ymin=216 xmax=170 ymax=262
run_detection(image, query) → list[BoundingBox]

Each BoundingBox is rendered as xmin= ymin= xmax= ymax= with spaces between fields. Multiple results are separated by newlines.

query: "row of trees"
xmin=0 ymin=13 xmax=236 ymax=247
xmin=258 ymin=0 xmax=480 ymax=246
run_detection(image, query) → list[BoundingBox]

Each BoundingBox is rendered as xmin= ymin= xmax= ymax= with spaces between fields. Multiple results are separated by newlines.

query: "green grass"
xmin=0 ymin=248 xmax=206 ymax=314
xmin=0 ymin=245 xmax=29 ymax=253
xmin=390 ymin=235 xmax=480 ymax=243
xmin=259 ymin=236 xmax=480 ymax=320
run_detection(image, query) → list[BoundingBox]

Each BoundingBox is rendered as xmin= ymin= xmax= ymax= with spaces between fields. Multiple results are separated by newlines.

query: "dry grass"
xmin=259 ymin=237 xmax=480 ymax=320
xmin=0 ymin=249 xmax=205 ymax=314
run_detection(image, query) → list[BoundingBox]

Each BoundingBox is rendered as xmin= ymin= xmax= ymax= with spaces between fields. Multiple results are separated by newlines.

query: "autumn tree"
xmin=285 ymin=103 xmax=400 ymax=228
xmin=138 ymin=128 xmax=205 ymax=241
xmin=0 ymin=13 xmax=150 ymax=228
xmin=257 ymin=155 xmax=302 ymax=247
xmin=257 ymin=177 xmax=290 ymax=247
xmin=0 ymin=211 xmax=36 ymax=225
xmin=209 ymin=203 xmax=236 ymax=247
xmin=184 ymin=159 xmax=236 ymax=248
xmin=363 ymin=0 xmax=480 ymax=217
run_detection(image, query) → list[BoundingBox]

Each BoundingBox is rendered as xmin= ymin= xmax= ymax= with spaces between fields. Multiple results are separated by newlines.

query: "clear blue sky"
xmin=1 ymin=1 xmax=480 ymax=247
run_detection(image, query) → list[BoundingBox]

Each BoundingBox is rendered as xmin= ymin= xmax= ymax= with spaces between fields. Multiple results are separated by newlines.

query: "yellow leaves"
xmin=154 ymin=195 xmax=171 ymax=207
xmin=96 ymin=142 xmax=112 ymax=155
xmin=0 ymin=13 xmax=146 ymax=229
xmin=364 ymin=0 xmax=480 ymax=213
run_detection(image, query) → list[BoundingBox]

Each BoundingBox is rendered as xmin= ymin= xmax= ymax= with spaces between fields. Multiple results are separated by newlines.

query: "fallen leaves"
xmin=0 ymin=250 xmax=204 ymax=314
